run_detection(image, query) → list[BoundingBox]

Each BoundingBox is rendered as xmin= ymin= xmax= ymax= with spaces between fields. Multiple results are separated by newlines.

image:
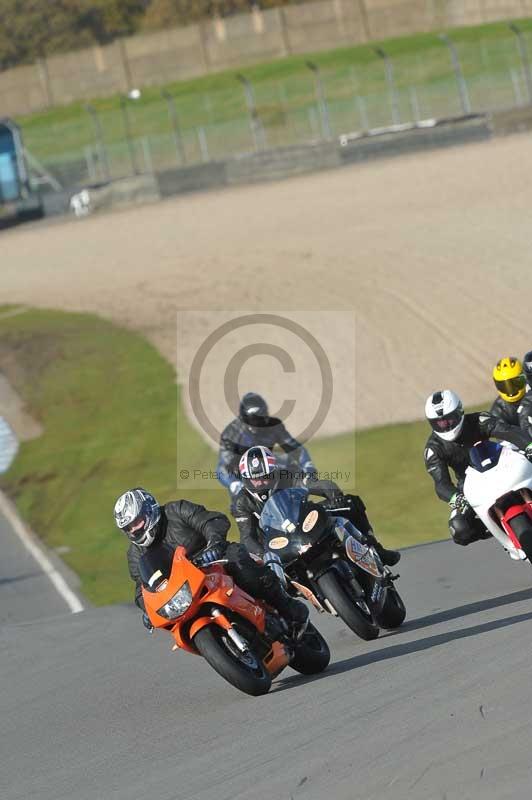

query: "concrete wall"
xmin=4 ymin=0 xmax=531 ymax=118
xmin=41 ymin=113 xmax=490 ymax=219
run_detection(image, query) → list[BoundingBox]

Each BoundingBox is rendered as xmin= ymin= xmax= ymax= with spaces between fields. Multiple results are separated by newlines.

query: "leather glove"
xmin=229 ymin=480 xmax=243 ymax=496
xmin=525 ymin=443 xmax=532 ymax=463
xmin=194 ymin=542 xmax=225 ymax=567
xmin=450 ymin=492 xmax=469 ymax=514
xmin=142 ymin=612 xmax=154 ymax=633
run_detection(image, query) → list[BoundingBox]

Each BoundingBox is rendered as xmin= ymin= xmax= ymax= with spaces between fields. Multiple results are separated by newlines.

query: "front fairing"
xmin=260 ymin=488 xmax=330 ymax=564
xmin=464 ymin=447 xmax=532 ymax=510
xmin=464 ymin=445 xmax=532 ymax=552
xmin=141 ymin=546 xmax=209 ymax=629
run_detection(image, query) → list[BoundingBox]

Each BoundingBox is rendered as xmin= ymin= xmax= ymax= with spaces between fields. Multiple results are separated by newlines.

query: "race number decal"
xmin=302 ymin=510 xmax=319 ymax=532
xmin=269 ymin=536 xmax=289 ymax=550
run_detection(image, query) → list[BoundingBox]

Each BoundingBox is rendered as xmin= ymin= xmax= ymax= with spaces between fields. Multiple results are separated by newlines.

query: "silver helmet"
xmin=425 ymin=390 xmax=465 ymax=442
xmin=113 ymin=488 xmax=160 ymax=547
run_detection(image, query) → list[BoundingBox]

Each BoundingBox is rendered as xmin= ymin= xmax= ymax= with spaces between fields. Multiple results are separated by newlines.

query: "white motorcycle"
xmin=463 ymin=441 xmax=532 ymax=562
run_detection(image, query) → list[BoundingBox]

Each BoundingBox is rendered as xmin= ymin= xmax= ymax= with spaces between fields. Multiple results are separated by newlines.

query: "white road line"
xmin=0 ymin=491 xmax=84 ymax=614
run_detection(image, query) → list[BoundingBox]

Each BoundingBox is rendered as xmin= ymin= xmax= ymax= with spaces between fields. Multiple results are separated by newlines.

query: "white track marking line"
xmin=0 ymin=491 xmax=84 ymax=614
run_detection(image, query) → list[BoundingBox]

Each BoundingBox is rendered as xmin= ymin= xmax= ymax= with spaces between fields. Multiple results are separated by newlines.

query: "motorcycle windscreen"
xmin=260 ymin=487 xmax=309 ymax=535
xmin=260 ymin=487 xmax=330 ymax=562
xmin=469 ymin=441 xmax=503 ymax=473
xmin=139 ymin=542 xmax=174 ymax=590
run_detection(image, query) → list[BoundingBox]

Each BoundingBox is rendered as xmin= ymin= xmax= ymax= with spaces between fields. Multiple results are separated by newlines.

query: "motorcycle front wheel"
xmin=317 ymin=569 xmax=379 ymax=641
xmin=375 ymin=587 xmax=406 ymax=630
xmin=508 ymin=513 xmax=532 ymax=562
xmin=194 ymin=624 xmax=272 ymax=696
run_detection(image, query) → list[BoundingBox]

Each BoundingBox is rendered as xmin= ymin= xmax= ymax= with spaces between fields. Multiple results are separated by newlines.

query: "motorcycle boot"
xmin=365 ymin=533 xmax=401 ymax=567
xmin=261 ymin=577 xmax=309 ymax=640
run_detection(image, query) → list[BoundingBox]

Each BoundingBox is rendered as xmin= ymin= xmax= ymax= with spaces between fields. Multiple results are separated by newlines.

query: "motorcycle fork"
xmin=333 ymin=558 xmax=366 ymax=599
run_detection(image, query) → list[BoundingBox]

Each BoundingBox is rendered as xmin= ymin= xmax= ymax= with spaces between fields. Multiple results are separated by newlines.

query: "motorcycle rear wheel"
xmin=317 ymin=570 xmax=379 ymax=640
xmin=290 ymin=622 xmax=330 ymax=675
xmin=194 ymin=624 xmax=272 ymax=696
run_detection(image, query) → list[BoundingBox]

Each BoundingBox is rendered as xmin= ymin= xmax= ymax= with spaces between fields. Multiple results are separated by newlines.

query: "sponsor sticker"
xmin=281 ymin=519 xmax=296 ymax=533
xmin=302 ymin=510 xmax=319 ymax=532
xmin=269 ymin=536 xmax=289 ymax=550
xmin=345 ymin=536 xmax=381 ymax=578
xmin=148 ymin=569 xmax=163 ymax=588
xmin=371 ymin=583 xmax=383 ymax=603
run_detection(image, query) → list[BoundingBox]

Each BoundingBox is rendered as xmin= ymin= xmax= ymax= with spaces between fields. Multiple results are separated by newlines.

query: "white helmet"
xmin=114 ymin=487 xmax=160 ymax=547
xmin=425 ymin=390 xmax=465 ymax=442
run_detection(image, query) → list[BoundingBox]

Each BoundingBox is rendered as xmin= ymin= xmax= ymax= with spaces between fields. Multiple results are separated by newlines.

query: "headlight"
xmin=157 ymin=581 xmax=193 ymax=619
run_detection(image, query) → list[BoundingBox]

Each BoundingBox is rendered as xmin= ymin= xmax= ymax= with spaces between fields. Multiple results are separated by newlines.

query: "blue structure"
xmin=0 ymin=119 xmax=26 ymax=202
xmin=0 ymin=118 xmax=42 ymax=222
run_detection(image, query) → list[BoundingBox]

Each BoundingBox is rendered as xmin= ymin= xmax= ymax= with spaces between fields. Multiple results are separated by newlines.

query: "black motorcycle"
xmin=259 ymin=488 xmax=406 ymax=640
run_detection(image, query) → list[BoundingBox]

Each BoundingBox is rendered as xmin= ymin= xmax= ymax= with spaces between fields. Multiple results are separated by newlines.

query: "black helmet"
xmin=239 ymin=392 xmax=269 ymax=427
xmin=239 ymin=446 xmax=279 ymax=502
xmin=523 ymin=351 xmax=532 ymax=389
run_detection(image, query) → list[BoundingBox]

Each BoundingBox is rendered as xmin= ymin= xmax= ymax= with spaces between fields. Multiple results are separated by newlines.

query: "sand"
xmin=1 ymin=134 xmax=531 ymax=444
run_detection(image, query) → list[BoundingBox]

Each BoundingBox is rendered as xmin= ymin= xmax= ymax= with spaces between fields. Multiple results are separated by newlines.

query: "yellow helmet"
xmin=492 ymin=357 xmax=526 ymax=403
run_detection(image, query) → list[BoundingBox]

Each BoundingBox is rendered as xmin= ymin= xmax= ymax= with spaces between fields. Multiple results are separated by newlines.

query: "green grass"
xmin=16 ymin=18 xmax=532 ymax=177
xmin=0 ymin=308 xmax=471 ymax=605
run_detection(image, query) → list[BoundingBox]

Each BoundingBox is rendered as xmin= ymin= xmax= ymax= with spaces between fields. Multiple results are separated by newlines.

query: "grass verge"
xmin=0 ymin=308 xmax=454 ymax=605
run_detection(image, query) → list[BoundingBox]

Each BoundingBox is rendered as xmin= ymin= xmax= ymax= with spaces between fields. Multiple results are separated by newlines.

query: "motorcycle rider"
xmin=424 ymin=389 xmax=532 ymax=546
xmin=489 ymin=356 xmax=527 ymax=425
xmin=217 ymin=392 xmax=315 ymax=505
xmin=518 ymin=350 xmax=532 ymax=439
xmin=234 ymin=446 xmax=401 ymax=567
xmin=113 ymin=487 xmax=309 ymax=635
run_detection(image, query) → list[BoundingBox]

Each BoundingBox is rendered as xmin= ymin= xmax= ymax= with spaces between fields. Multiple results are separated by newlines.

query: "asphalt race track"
xmin=3 ymin=537 xmax=532 ymax=800
xmin=0 ymin=503 xmax=74 ymax=624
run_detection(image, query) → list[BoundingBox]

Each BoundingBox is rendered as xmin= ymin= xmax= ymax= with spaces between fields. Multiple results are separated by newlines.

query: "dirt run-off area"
xmin=1 ymin=134 xmax=531 ymax=443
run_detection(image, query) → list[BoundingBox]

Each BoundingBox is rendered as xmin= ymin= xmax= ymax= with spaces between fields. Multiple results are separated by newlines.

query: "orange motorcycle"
xmin=140 ymin=544 xmax=330 ymax=696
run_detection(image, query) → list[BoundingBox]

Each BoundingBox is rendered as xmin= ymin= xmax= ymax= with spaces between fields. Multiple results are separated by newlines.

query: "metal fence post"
xmin=141 ymin=137 xmax=153 ymax=174
xmin=409 ymin=86 xmax=421 ymax=123
xmin=307 ymin=106 xmax=320 ymax=139
xmin=509 ymin=23 xmax=532 ymax=105
xmin=120 ymin=91 xmax=141 ymax=176
xmin=439 ymin=33 xmax=472 ymax=114
xmin=306 ymin=61 xmax=332 ymax=139
xmin=373 ymin=47 xmax=401 ymax=126
xmin=510 ymin=67 xmax=524 ymax=106
xmin=196 ymin=127 xmax=210 ymax=162
xmin=236 ymin=73 xmax=266 ymax=151
xmin=84 ymin=146 xmax=97 ymax=182
xmin=85 ymin=104 xmax=110 ymax=181
xmin=162 ymin=90 xmax=186 ymax=166
xmin=356 ymin=96 xmax=369 ymax=130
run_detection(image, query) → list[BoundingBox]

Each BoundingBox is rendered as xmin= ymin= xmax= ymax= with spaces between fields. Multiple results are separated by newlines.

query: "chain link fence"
xmin=19 ymin=28 xmax=532 ymax=189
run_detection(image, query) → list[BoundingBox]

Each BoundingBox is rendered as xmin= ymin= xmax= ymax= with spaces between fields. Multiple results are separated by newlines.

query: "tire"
xmin=317 ymin=569 xmax=379 ymax=641
xmin=193 ymin=624 xmax=271 ymax=696
xmin=508 ymin=513 xmax=532 ymax=561
xmin=290 ymin=623 xmax=330 ymax=675
xmin=375 ymin=587 xmax=406 ymax=630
